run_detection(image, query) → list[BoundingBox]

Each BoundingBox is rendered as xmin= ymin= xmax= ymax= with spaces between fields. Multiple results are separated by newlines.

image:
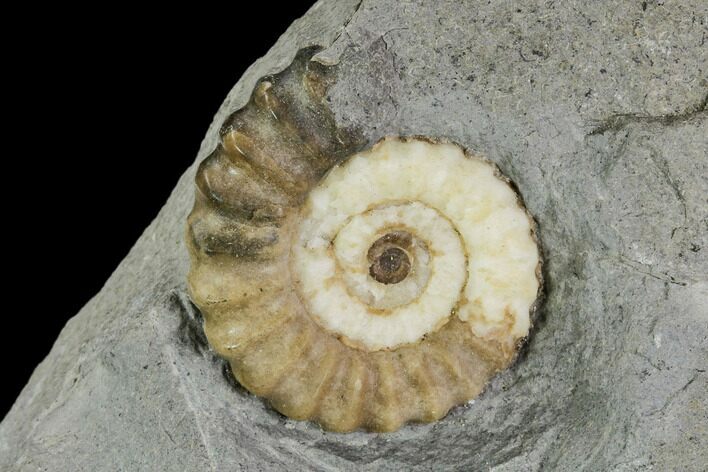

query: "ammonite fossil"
xmin=187 ymin=48 xmax=542 ymax=432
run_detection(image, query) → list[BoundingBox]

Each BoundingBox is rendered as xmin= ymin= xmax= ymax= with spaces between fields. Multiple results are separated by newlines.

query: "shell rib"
xmin=186 ymin=48 xmax=542 ymax=432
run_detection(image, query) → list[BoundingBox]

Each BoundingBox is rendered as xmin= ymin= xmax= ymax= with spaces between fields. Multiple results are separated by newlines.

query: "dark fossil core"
xmin=367 ymin=231 xmax=414 ymax=284
xmin=370 ymin=247 xmax=411 ymax=284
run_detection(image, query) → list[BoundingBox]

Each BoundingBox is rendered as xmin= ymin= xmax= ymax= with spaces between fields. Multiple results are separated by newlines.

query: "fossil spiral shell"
xmin=187 ymin=48 xmax=542 ymax=432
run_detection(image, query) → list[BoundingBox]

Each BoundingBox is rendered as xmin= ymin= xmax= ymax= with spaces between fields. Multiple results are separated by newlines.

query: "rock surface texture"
xmin=2 ymin=0 xmax=706 ymax=470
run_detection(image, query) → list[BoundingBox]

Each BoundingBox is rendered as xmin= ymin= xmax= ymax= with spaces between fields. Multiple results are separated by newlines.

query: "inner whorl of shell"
xmin=186 ymin=48 xmax=542 ymax=433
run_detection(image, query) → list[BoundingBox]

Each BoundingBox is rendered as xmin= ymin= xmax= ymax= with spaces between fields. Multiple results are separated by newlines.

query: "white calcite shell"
xmin=293 ymin=139 xmax=539 ymax=352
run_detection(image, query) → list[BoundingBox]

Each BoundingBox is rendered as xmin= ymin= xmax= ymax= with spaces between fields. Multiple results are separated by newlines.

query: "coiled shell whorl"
xmin=186 ymin=48 xmax=542 ymax=433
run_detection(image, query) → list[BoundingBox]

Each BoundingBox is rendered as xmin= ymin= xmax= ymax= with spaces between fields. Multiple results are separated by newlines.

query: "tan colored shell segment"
xmin=186 ymin=48 xmax=543 ymax=432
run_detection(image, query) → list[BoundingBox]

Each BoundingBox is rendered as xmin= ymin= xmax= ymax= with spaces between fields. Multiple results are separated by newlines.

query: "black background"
xmin=3 ymin=3 xmax=314 ymax=419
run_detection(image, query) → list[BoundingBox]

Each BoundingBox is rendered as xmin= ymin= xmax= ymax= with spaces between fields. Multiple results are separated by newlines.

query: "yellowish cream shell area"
xmin=186 ymin=51 xmax=544 ymax=432
xmin=292 ymin=138 xmax=540 ymax=351
xmin=188 ymin=114 xmax=542 ymax=431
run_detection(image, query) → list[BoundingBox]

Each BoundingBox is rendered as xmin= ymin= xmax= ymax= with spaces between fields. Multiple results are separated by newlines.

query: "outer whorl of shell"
xmin=187 ymin=48 xmax=543 ymax=433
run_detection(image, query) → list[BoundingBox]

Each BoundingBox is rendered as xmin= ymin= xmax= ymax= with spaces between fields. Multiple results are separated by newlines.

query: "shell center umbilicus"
xmin=368 ymin=231 xmax=413 ymax=284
